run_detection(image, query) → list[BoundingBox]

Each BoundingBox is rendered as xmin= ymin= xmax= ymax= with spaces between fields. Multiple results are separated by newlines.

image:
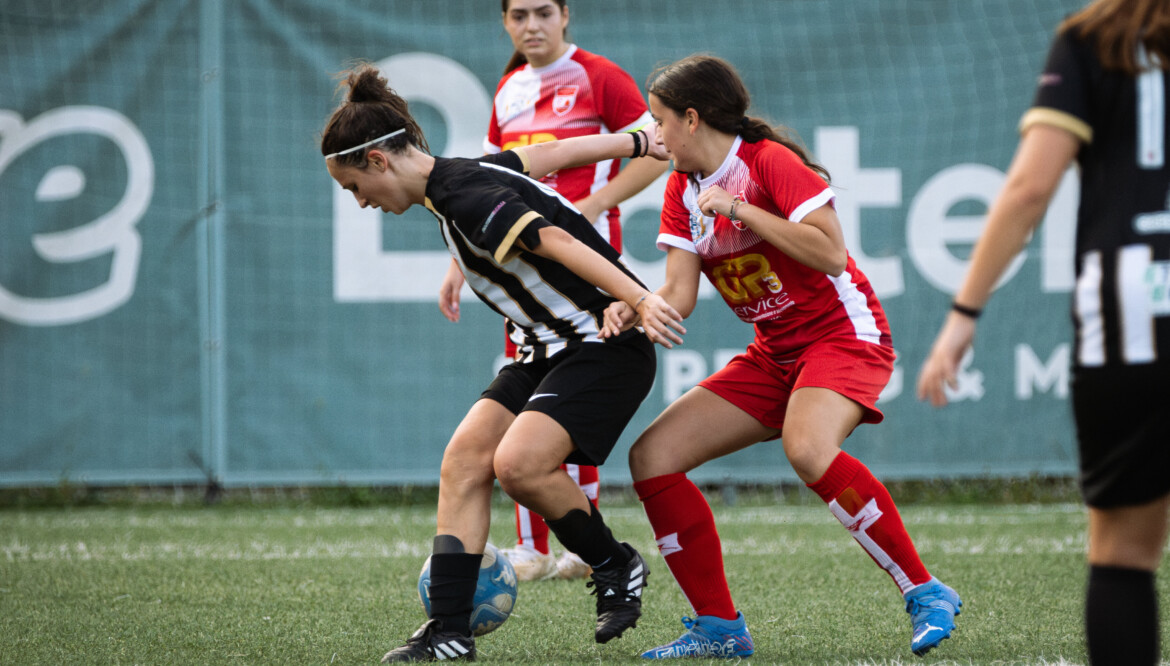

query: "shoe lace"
xmin=905 ymin=590 xmax=951 ymax=619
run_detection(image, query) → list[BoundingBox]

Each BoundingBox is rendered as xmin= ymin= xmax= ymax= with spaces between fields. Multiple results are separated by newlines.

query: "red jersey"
xmin=658 ymin=137 xmax=893 ymax=358
xmin=485 ymin=45 xmax=651 ymax=249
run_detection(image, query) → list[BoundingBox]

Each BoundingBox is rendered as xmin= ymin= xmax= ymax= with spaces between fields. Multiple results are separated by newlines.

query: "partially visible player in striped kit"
xmin=919 ymin=1 xmax=1170 ymax=663
xmin=321 ymin=64 xmax=683 ymax=662
xmin=599 ymin=55 xmax=961 ymax=659
xmin=438 ymin=0 xmax=668 ymax=583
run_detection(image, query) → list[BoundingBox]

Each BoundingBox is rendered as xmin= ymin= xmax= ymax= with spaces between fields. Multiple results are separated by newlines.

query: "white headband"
xmin=324 ymin=128 xmax=406 ymax=160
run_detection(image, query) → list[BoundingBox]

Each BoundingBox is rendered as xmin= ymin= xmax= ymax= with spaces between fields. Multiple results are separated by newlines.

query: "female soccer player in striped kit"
xmin=600 ymin=55 xmax=961 ymax=659
xmin=438 ymin=0 xmax=668 ymax=583
xmin=919 ymin=1 xmax=1170 ymax=663
xmin=322 ymin=64 xmax=682 ymax=662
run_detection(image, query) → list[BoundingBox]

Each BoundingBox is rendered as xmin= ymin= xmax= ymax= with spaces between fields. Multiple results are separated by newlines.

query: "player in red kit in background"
xmin=438 ymin=0 xmax=668 ymax=583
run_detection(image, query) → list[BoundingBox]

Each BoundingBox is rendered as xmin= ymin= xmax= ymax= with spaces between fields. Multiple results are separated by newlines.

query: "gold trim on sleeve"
xmin=1019 ymin=107 xmax=1092 ymax=144
xmin=494 ymin=210 xmax=542 ymax=263
xmin=511 ymin=148 xmax=532 ymax=175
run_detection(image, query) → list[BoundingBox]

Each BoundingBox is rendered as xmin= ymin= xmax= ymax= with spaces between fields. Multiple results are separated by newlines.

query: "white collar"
xmin=696 ymin=135 xmax=743 ymax=186
xmin=528 ymin=43 xmax=577 ymax=73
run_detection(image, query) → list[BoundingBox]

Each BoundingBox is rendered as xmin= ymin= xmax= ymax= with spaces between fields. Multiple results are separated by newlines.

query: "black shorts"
xmin=1073 ymin=361 xmax=1170 ymax=508
xmin=480 ymin=329 xmax=655 ymax=466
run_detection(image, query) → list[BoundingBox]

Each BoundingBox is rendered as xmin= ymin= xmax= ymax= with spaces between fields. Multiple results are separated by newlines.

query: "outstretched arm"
xmin=518 ymin=124 xmax=669 ymax=181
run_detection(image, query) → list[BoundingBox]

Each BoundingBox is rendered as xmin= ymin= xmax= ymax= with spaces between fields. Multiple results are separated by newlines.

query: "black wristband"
xmin=951 ymin=301 xmax=982 ymax=319
xmin=630 ymin=131 xmax=641 ymax=159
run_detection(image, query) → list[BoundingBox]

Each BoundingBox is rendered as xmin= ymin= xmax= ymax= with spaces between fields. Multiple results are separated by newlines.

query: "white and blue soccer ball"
xmin=418 ymin=542 xmax=518 ymax=636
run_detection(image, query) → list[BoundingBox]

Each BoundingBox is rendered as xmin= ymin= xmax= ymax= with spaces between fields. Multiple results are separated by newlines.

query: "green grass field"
xmin=3 ymin=493 xmax=1167 ymax=665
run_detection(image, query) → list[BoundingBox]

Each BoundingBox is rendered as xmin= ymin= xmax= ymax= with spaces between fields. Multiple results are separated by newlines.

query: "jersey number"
xmin=1076 ymin=245 xmax=1168 ymax=365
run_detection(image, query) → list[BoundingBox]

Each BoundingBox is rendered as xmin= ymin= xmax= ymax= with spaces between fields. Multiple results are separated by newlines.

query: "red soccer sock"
xmin=635 ymin=473 xmax=737 ymax=620
xmin=807 ymin=451 xmax=931 ymax=594
xmin=515 ymin=503 xmax=551 ymax=554
xmin=572 ymin=464 xmax=601 ymax=507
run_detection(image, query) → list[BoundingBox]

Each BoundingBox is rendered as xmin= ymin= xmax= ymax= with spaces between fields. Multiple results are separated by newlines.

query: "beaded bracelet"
xmin=729 ymin=196 xmax=743 ymax=222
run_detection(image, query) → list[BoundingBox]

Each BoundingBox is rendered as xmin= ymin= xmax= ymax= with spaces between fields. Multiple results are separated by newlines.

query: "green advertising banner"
xmin=0 ymin=0 xmax=1084 ymax=487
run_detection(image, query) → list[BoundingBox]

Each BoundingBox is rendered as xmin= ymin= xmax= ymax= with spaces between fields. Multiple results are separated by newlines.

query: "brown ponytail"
xmin=648 ymin=54 xmax=830 ymax=182
xmin=320 ymin=64 xmax=430 ymax=167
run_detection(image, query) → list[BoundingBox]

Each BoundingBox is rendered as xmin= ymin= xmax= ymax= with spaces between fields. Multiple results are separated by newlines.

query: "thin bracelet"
xmin=634 ymin=293 xmax=650 ymax=309
xmin=630 ymin=131 xmax=642 ymax=159
xmin=729 ymin=196 xmax=743 ymax=221
xmin=951 ymin=301 xmax=982 ymax=319
xmin=637 ymin=129 xmax=649 ymax=157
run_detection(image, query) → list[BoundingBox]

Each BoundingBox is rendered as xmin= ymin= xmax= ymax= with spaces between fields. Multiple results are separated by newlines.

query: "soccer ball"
xmin=418 ymin=542 xmax=518 ymax=636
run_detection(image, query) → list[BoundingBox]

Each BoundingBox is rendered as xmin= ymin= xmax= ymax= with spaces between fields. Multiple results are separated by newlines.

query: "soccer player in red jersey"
xmin=600 ymin=55 xmax=961 ymax=659
xmin=438 ymin=0 xmax=667 ymax=583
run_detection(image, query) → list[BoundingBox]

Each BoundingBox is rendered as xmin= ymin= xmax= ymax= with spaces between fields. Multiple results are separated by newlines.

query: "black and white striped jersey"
xmin=1023 ymin=29 xmax=1170 ymax=368
xmin=424 ymin=149 xmax=646 ymax=363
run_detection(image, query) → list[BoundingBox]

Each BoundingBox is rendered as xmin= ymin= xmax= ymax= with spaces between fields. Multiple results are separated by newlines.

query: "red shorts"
xmin=699 ymin=336 xmax=895 ymax=437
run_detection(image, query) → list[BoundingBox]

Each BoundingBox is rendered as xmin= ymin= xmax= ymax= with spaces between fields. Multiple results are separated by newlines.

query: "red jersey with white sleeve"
xmin=658 ymin=136 xmax=893 ymax=359
xmin=485 ymin=44 xmax=651 ymax=248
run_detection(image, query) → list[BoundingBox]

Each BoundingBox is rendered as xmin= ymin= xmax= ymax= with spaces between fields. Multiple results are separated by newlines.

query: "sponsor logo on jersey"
xmin=552 ymin=85 xmax=579 ymax=116
xmin=482 ymin=200 xmax=507 ymax=232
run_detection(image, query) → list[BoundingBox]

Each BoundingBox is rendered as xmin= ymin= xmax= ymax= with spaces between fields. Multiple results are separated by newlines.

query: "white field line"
xmin=0 ymin=504 xmax=1090 ymax=562
xmin=0 ymin=534 xmax=1087 ymax=562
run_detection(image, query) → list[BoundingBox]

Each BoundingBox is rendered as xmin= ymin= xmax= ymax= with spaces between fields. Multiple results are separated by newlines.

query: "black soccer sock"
xmin=1086 ymin=565 xmax=1159 ymax=665
xmin=546 ymin=505 xmax=631 ymax=571
xmin=426 ymin=536 xmax=482 ymax=637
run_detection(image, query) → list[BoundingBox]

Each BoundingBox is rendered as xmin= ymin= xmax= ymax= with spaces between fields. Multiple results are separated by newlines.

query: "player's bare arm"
xmin=519 ymin=124 xmax=669 ymax=182
xmin=522 ymin=225 xmax=686 ymax=347
xmin=601 ymin=248 xmax=700 ymax=341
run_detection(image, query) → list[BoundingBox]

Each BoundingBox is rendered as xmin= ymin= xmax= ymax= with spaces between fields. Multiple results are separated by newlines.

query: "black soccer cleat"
xmin=587 ymin=543 xmax=648 ymax=643
xmin=381 ymin=619 xmax=476 ymax=662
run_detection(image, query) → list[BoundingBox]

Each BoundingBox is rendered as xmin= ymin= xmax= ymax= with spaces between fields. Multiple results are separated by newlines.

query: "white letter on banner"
xmin=334 ymin=53 xmax=492 ymax=302
xmin=816 ymin=127 xmax=904 ymax=298
xmin=907 ymin=163 xmax=1025 ymax=295
xmin=0 ymin=107 xmax=153 ymax=326
xmin=663 ymin=350 xmax=707 ymax=403
xmin=1015 ymin=343 xmax=1069 ymax=399
xmin=1041 ymin=170 xmax=1078 ymax=293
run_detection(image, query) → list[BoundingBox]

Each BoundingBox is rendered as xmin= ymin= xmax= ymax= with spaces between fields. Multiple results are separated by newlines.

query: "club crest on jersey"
xmin=689 ymin=211 xmax=712 ymax=241
xmin=552 ymin=85 xmax=579 ymax=116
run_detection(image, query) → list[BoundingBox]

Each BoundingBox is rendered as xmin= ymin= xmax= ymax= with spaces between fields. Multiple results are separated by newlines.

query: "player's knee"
xmin=627 ymin=439 xmax=657 ymax=479
xmin=493 ymin=451 xmax=536 ymax=497
xmin=628 ymin=437 xmax=683 ymax=481
xmin=782 ymin=435 xmax=837 ymax=483
xmin=440 ymin=445 xmax=496 ymax=491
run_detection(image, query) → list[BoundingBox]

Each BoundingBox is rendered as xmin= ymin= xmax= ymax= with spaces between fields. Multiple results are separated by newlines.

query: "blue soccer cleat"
xmin=640 ymin=611 xmax=754 ymax=659
xmin=904 ymin=578 xmax=962 ymax=656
